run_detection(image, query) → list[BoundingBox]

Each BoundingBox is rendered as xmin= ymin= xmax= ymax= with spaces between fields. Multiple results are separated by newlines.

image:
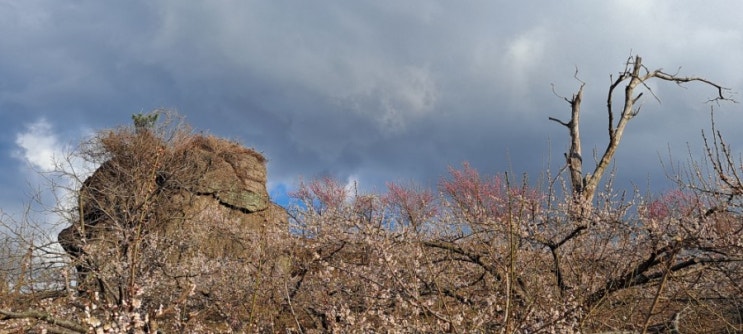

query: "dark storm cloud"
xmin=2 ymin=1 xmax=743 ymax=218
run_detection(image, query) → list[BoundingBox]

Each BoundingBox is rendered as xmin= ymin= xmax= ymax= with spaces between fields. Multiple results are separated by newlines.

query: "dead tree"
xmin=543 ymin=55 xmax=733 ymax=308
xmin=550 ymin=55 xmax=730 ymax=210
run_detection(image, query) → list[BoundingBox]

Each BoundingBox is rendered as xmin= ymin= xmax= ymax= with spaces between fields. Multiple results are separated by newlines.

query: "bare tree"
xmin=536 ymin=57 xmax=737 ymax=330
xmin=550 ymin=55 xmax=730 ymax=209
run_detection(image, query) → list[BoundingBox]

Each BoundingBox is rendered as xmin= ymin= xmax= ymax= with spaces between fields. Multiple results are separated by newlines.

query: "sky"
xmin=2 ymin=1 xmax=743 ymax=227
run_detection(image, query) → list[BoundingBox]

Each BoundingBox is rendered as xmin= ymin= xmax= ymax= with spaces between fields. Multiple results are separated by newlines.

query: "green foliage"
xmin=131 ymin=112 xmax=159 ymax=132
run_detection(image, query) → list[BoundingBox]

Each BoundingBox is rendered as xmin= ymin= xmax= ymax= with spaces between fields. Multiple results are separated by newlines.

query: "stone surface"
xmin=184 ymin=135 xmax=270 ymax=212
xmin=57 ymin=133 xmax=288 ymax=296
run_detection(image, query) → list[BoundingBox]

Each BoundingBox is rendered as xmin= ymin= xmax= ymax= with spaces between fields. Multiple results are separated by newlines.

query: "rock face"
xmin=178 ymin=135 xmax=273 ymax=214
xmin=57 ymin=132 xmax=288 ymax=299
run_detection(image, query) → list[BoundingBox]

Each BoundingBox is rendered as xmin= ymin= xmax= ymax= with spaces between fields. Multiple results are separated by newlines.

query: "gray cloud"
xmin=2 ymin=0 xmax=743 ymax=216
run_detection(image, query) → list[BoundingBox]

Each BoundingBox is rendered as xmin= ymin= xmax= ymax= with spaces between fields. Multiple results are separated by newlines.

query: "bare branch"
xmin=0 ymin=309 xmax=87 ymax=333
xmin=654 ymin=71 xmax=735 ymax=103
xmin=548 ymin=116 xmax=570 ymax=128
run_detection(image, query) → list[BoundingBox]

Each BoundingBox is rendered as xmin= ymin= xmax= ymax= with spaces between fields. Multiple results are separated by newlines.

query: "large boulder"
xmin=57 ymin=132 xmax=288 ymax=301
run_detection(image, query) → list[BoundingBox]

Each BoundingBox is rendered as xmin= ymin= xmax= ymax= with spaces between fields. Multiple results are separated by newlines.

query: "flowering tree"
xmin=2 ymin=57 xmax=742 ymax=333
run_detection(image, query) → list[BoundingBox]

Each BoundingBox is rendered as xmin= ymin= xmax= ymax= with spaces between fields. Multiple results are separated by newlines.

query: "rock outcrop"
xmin=57 ymin=131 xmax=287 ymax=300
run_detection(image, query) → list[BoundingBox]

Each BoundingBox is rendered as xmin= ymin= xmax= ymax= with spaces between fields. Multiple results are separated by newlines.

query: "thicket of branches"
xmin=2 ymin=56 xmax=742 ymax=333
